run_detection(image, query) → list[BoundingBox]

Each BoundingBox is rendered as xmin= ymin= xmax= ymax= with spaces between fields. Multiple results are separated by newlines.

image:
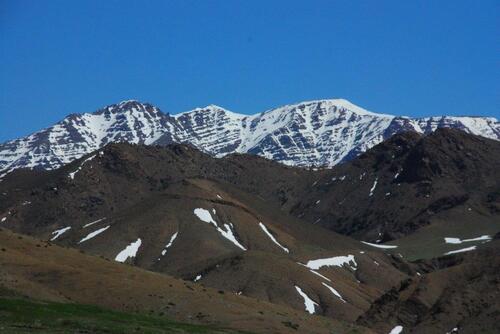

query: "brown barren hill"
xmin=0 ymin=227 xmax=372 ymax=334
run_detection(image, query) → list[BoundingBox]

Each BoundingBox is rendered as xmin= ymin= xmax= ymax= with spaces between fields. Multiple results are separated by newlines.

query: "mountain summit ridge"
xmin=1 ymin=98 xmax=498 ymax=173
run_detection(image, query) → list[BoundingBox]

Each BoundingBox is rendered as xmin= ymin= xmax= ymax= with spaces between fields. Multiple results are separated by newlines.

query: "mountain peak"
xmin=111 ymin=99 xmax=149 ymax=111
xmin=176 ymin=104 xmax=246 ymax=119
xmin=195 ymin=104 xmax=230 ymax=112
xmin=263 ymin=98 xmax=394 ymax=119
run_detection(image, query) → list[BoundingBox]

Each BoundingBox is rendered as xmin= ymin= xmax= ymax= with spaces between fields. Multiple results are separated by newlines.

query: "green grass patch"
xmin=0 ymin=297 xmax=241 ymax=333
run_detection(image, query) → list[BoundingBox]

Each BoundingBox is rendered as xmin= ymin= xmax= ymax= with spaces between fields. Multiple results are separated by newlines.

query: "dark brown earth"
xmin=357 ymin=239 xmax=500 ymax=334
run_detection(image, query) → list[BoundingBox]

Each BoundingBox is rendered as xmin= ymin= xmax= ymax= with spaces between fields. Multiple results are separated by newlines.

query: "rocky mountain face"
xmin=1 ymin=99 xmax=498 ymax=175
xmin=0 ymin=101 xmax=180 ymax=173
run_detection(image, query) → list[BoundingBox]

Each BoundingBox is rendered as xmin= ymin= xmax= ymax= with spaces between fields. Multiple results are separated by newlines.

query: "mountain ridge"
xmin=1 ymin=98 xmax=498 ymax=175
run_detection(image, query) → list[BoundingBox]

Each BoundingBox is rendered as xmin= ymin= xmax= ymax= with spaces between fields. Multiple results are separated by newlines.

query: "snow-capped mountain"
xmin=0 ymin=101 xmax=180 ymax=172
xmin=1 ymin=98 xmax=498 ymax=174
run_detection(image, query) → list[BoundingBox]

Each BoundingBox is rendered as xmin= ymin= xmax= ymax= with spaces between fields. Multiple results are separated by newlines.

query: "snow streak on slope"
xmin=50 ymin=226 xmax=71 ymax=241
xmin=83 ymin=218 xmax=106 ymax=228
xmin=444 ymin=235 xmax=491 ymax=244
xmin=361 ymin=241 xmax=398 ymax=249
xmin=258 ymin=222 xmax=289 ymax=253
xmin=444 ymin=246 xmax=477 ymax=255
xmin=295 ymin=285 xmax=318 ymax=314
xmin=78 ymin=226 xmax=110 ymax=244
xmin=193 ymin=208 xmax=246 ymax=250
xmin=322 ymin=282 xmax=346 ymax=303
xmin=159 ymin=232 xmax=178 ymax=259
xmin=1 ymin=98 xmax=499 ymax=172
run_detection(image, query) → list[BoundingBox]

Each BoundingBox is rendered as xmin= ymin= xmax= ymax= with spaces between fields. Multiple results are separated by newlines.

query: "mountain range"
xmin=1 ymin=99 xmax=498 ymax=175
xmin=1 ymin=98 xmax=499 ymax=333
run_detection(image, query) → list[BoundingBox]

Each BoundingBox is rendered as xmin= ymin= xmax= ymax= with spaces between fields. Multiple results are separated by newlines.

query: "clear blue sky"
xmin=1 ymin=0 xmax=498 ymax=142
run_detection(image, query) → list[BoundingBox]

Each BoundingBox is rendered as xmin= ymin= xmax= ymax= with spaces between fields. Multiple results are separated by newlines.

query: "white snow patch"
xmin=322 ymin=282 xmax=346 ymax=303
xmin=193 ymin=208 xmax=246 ymax=250
xmin=389 ymin=325 xmax=403 ymax=334
xmin=194 ymin=208 xmax=217 ymax=226
xmin=444 ymin=246 xmax=476 ymax=255
xmin=115 ymin=238 xmax=142 ymax=262
xmin=295 ymin=286 xmax=318 ymax=314
xmin=305 ymin=255 xmax=357 ymax=271
xmin=78 ymin=225 xmax=110 ymax=244
xmin=83 ymin=217 xmax=106 ymax=228
xmin=161 ymin=232 xmax=178 ymax=256
xmin=50 ymin=226 xmax=71 ymax=241
xmin=369 ymin=178 xmax=378 ymax=196
xmin=444 ymin=235 xmax=491 ymax=244
xmin=361 ymin=241 xmax=398 ymax=249
xmin=258 ymin=222 xmax=289 ymax=253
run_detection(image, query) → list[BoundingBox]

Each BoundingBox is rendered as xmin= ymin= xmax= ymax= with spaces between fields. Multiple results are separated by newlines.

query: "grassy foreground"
xmin=0 ymin=297 xmax=242 ymax=334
